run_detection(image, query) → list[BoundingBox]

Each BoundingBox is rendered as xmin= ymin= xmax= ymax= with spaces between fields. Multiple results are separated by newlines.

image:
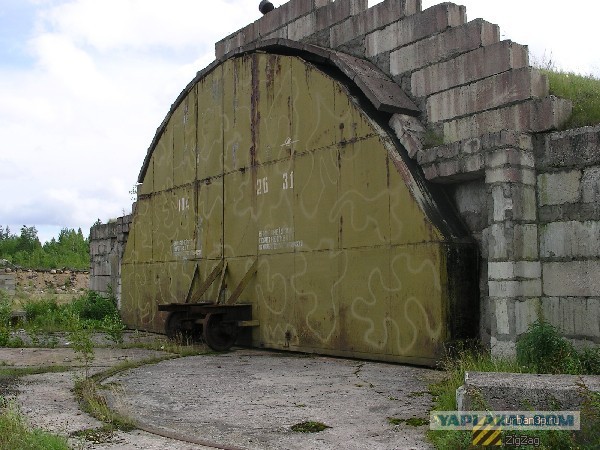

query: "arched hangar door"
xmin=122 ymin=48 xmax=478 ymax=366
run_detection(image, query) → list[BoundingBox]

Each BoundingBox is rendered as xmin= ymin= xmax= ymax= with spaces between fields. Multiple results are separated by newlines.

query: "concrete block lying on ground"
xmin=457 ymin=371 xmax=600 ymax=411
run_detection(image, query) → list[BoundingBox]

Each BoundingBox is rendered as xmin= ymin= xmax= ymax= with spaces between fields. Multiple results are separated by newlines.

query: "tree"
xmin=16 ymin=226 xmax=41 ymax=254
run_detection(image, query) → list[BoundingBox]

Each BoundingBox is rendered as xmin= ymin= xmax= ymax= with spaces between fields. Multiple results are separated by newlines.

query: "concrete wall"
xmin=92 ymin=0 xmax=597 ymax=354
xmin=0 ymin=271 xmax=16 ymax=296
xmin=89 ymin=215 xmax=132 ymax=307
xmin=535 ymin=126 xmax=600 ymax=347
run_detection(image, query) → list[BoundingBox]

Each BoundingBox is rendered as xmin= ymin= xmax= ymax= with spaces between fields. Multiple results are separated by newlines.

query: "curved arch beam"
xmin=138 ymin=39 xmax=419 ymax=183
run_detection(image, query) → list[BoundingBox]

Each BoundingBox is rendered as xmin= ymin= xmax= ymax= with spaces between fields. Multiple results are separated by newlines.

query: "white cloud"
xmin=38 ymin=0 xmax=259 ymax=53
xmin=1 ymin=0 xmax=599 ymax=245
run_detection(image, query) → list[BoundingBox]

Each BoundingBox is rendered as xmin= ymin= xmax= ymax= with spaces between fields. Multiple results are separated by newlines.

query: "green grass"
xmin=0 ymin=401 xmax=69 ymax=450
xmin=73 ymin=378 xmax=135 ymax=433
xmin=544 ymin=69 xmax=600 ymax=129
xmin=290 ymin=421 xmax=331 ymax=433
xmin=0 ymin=366 xmax=70 ymax=377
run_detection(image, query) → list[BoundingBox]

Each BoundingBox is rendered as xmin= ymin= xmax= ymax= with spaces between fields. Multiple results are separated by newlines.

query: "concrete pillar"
xmin=483 ymin=136 xmax=541 ymax=356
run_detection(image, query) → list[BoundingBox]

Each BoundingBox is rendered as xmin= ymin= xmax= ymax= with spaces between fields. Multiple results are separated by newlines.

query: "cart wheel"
xmin=165 ymin=311 xmax=199 ymax=341
xmin=165 ymin=311 xmax=184 ymax=339
xmin=203 ymin=313 xmax=239 ymax=351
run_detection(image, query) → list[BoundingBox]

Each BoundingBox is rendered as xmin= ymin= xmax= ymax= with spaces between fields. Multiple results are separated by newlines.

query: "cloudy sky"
xmin=1 ymin=0 xmax=598 ymax=244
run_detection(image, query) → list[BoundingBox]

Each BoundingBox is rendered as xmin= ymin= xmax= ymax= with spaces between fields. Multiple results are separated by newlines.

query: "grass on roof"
xmin=543 ymin=69 xmax=600 ymax=129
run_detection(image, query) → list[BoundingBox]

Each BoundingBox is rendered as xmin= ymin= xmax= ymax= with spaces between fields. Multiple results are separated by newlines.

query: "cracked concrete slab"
xmin=104 ymin=349 xmax=442 ymax=450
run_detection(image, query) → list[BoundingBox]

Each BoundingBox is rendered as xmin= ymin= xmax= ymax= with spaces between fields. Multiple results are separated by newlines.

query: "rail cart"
xmin=158 ymin=259 xmax=259 ymax=351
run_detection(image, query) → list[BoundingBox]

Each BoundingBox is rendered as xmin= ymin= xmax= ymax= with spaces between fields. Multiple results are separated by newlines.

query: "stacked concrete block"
xmin=216 ymin=0 xmax=367 ymax=58
xmin=533 ymin=126 xmax=600 ymax=346
xmin=411 ymin=40 xmax=529 ymax=97
xmin=484 ymin=136 xmax=541 ymax=356
xmin=416 ymin=131 xmax=533 ymax=183
xmin=89 ymin=215 xmax=132 ymax=308
xmin=0 ymin=272 xmax=16 ymax=296
xmin=365 ymin=3 xmax=466 ymax=58
xmin=390 ymin=19 xmax=500 ymax=78
xmin=434 ymin=96 xmax=572 ymax=143
xmin=426 ymin=67 xmax=548 ymax=123
xmin=331 ymin=0 xmax=421 ymax=55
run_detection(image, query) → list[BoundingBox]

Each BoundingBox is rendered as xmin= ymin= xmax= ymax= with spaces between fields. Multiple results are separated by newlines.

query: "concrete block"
xmin=530 ymin=96 xmax=573 ymax=132
xmin=485 ymin=223 xmax=538 ymax=261
xmin=540 ymin=221 xmax=600 ymax=258
xmin=388 ymin=113 xmax=425 ymax=158
xmin=572 ymin=297 xmax=600 ymax=340
xmin=436 ymin=160 xmax=460 ymax=178
xmin=458 ymin=371 xmax=600 ymax=411
xmin=515 ymin=298 xmax=541 ymax=335
xmin=480 ymin=130 xmax=533 ymax=152
xmin=365 ymin=3 xmax=465 ymax=57
xmin=315 ymin=0 xmax=366 ymax=31
xmin=422 ymin=164 xmax=438 ymax=179
xmin=485 ymin=167 xmax=536 ymax=185
xmin=89 ymin=275 xmax=110 ymax=293
xmin=491 ymin=184 xmax=513 ymax=222
xmin=288 ymin=12 xmax=317 ymax=41
xmin=485 ymin=148 xmax=535 ymax=169
xmin=390 ymin=19 xmax=499 ymax=76
xmin=541 ymin=297 xmax=600 ymax=341
xmin=488 ymin=280 xmax=542 ymax=298
xmin=427 ymin=67 xmax=548 ymax=123
xmin=489 ymin=183 xmax=537 ymax=222
xmin=330 ymin=0 xmax=420 ymax=48
xmin=490 ymin=336 xmax=516 ymax=357
xmin=582 ymin=166 xmax=600 ymax=203
xmin=537 ymin=170 xmax=581 ymax=206
xmin=264 ymin=27 xmax=289 ymax=40
xmin=510 ymin=184 xmax=537 ymax=221
xmin=215 ymin=23 xmax=257 ymax=59
xmin=493 ymin=297 xmax=510 ymax=335
xmin=462 ymin=154 xmax=484 ymax=174
xmin=488 ymin=261 xmax=541 ymax=280
xmin=441 ymin=97 xmax=573 ymax=143
xmin=411 ymin=40 xmax=529 ymax=97
xmin=0 ymin=273 xmax=16 ymax=296
xmin=543 ymin=261 xmax=600 ymax=297
xmin=535 ymin=125 xmax=600 ymax=170
xmin=416 ymin=146 xmax=439 ymax=165
xmin=542 ymin=297 xmax=600 ymax=341
xmin=258 ymin=0 xmax=314 ymax=37
xmin=452 ymin=179 xmax=488 ymax=232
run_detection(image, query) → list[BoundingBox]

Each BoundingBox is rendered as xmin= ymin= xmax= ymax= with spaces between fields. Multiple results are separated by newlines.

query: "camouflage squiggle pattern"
xmin=122 ymin=53 xmax=472 ymax=365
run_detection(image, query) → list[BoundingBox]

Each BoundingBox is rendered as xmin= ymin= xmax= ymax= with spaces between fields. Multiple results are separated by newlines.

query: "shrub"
xmin=517 ymin=320 xmax=581 ymax=374
xmin=71 ymin=291 xmax=118 ymax=321
xmin=517 ymin=320 xmax=600 ymax=375
xmin=24 ymin=298 xmax=59 ymax=322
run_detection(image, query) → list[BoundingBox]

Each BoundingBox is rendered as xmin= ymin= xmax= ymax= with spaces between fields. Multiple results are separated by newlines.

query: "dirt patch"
xmin=13 ymin=269 xmax=89 ymax=303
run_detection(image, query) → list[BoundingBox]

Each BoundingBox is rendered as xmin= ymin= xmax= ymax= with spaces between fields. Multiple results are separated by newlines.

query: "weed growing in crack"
xmin=290 ymin=421 xmax=331 ymax=433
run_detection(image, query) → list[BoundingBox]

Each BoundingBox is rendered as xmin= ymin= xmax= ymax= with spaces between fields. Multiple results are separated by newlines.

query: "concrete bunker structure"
xmin=91 ymin=0 xmax=600 ymax=363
